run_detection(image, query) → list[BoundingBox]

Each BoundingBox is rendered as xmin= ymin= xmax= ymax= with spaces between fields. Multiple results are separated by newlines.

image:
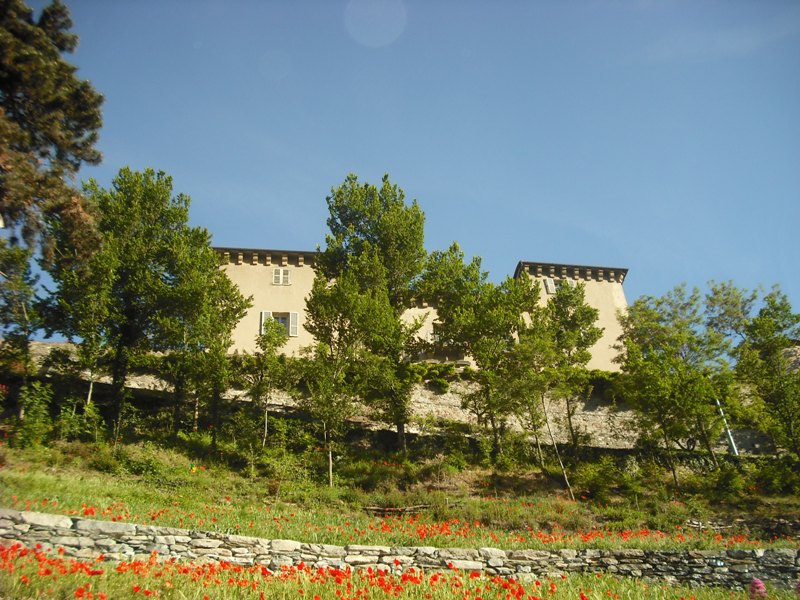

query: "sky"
xmin=32 ymin=0 xmax=800 ymax=306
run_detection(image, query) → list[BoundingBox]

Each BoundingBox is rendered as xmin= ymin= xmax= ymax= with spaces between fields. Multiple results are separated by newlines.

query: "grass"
xmin=0 ymin=441 xmax=798 ymax=551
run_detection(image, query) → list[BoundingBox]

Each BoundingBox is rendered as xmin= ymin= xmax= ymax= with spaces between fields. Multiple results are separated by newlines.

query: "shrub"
xmin=14 ymin=382 xmax=53 ymax=448
xmin=753 ymin=456 xmax=800 ymax=495
xmin=55 ymin=397 xmax=104 ymax=443
xmin=573 ymin=455 xmax=618 ymax=503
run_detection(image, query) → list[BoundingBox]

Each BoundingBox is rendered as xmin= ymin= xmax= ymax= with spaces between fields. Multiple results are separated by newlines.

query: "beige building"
xmin=217 ymin=247 xmax=318 ymax=356
xmin=514 ymin=261 xmax=629 ymax=371
xmin=217 ymin=247 xmax=629 ymax=371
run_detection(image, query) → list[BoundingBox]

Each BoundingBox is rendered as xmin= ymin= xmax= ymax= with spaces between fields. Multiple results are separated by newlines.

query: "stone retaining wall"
xmin=1 ymin=508 xmax=798 ymax=590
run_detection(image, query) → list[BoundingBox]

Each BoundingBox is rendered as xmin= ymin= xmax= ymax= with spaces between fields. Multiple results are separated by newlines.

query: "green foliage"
xmin=753 ymin=456 xmax=800 ymax=495
xmin=0 ymin=241 xmax=41 ymax=381
xmin=54 ymin=396 xmax=104 ymax=443
xmin=420 ymin=243 xmax=538 ymax=460
xmin=0 ymin=0 xmax=103 ymax=251
xmin=573 ymin=455 xmax=618 ymax=503
xmin=309 ymin=173 xmax=428 ymax=449
xmin=706 ymin=463 xmax=747 ymax=502
xmin=616 ymin=285 xmax=733 ymax=488
xmin=14 ymin=382 xmax=53 ymax=448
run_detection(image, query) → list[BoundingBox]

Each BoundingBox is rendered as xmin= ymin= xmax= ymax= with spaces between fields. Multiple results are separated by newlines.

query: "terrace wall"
xmin=1 ymin=508 xmax=798 ymax=590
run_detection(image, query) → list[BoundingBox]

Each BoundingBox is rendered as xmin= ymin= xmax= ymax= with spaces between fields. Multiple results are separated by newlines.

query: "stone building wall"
xmin=1 ymin=508 xmax=797 ymax=590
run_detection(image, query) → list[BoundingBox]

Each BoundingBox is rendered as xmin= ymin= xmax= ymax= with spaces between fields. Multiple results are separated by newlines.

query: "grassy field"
xmin=1 ymin=439 xmax=800 ymax=598
xmin=0 ymin=441 xmax=798 ymax=552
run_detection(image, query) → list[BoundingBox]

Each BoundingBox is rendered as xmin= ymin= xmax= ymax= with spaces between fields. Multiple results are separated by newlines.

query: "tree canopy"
xmin=0 ymin=0 xmax=103 ymax=253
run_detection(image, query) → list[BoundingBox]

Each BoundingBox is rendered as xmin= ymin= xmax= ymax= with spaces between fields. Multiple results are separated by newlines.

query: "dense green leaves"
xmin=0 ymin=0 xmax=103 ymax=251
xmin=45 ymin=168 xmax=250 ymax=437
xmin=305 ymin=173 xmax=427 ymax=451
xmin=616 ymin=285 xmax=738 ymax=488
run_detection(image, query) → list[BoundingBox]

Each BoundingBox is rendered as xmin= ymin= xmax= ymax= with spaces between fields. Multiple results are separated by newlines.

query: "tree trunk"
xmin=262 ymin=403 xmax=269 ymax=448
xmin=565 ymin=397 xmax=579 ymax=449
xmin=110 ymin=341 xmax=130 ymax=432
xmin=533 ymin=430 xmax=544 ymax=467
xmin=85 ymin=376 xmax=95 ymax=407
xmin=697 ymin=418 xmax=720 ymax=470
xmin=325 ymin=424 xmax=334 ymax=488
xmin=396 ymin=421 xmax=406 ymax=453
xmin=211 ymin=383 xmax=220 ymax=452
xmin=541 ymin=393 xmax=574 ymax=501
xmin=661 ymin=426 xmax=680 ymax=494
xmin=192 ymin=395 xmax=200 ymax=432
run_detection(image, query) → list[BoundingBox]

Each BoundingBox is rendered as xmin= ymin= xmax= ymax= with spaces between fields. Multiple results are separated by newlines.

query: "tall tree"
xmin=314 ymin=173 xmax=426 ymax=450
xmin=239 ymin=318 xmax=289 ymax=448
xmin=710 ymin=284 xmax=800 ymax=456
xmin=46 ymin=167 xmax=249 ymax=436
xmin=547 ymin=281 xmax=603 ymax=451
xmin=0 ymin=0 xmax=103 ymax=254
xmin=420 ymin=243 xmax=538 ymax=459
xmin=616 ymin=285 xmax=731 ymax=491
xmin=301 ymin=270 xmax=385 ymax=485
xmin=0 ymin=239 xmax=41 ymax=392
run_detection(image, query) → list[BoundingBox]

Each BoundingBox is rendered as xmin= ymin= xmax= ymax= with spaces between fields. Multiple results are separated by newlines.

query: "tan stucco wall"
xmin=520 ymin=265 xmax=628 ymax=372
xmin=219 ymin=250 xmax=629 ymax=371
xmin=220 ymin=249 xmax=317 ymax=355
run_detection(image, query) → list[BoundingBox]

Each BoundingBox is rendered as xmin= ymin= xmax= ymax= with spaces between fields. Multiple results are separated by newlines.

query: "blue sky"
xmin=40 ymin=0 xmax=800 ymax=306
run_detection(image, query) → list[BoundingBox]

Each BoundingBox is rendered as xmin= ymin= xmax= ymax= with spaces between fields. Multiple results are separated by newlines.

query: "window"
xmin=259 ymin=310 xmax=299 ymax=337
xmin=556 ymin=278 xmax=577 ymax=290
xmin=543 ymin=277 xmax=556 ymax=294
xmin=272 ymin=268 xmax=290 ymax=285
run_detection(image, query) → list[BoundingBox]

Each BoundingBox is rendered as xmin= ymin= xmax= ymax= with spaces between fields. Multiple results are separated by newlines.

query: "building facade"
xmin=217 ymin=247 xmax=628 ymax=372
xmin=514 ymin=261 xmax=629 ymax=371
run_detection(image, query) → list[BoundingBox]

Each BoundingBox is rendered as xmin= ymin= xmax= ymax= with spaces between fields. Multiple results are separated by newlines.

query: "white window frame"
xmin=543 ymin=277 xmax=556 ymax=295
xmin=259 ymin=310 xmax=299 ymax=337
xmin=272 ymin=268 xmax=290 ymax=285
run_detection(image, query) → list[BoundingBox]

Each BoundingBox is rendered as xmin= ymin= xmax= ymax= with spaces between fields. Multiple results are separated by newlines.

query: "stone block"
xmin=508 ymin=550 xmax=552 ymax=561
xmin=51 ymin=536 xmax=95 ymax=548
xmin=448 ymin=560 xmax=485 ymax=571
xmin=380 ymin=555 xmax=413 ymax=565
xmin=190 ymin=538 xmax=224 ymax=549
xmin=439 ymin=548 xmax=480 ymax=560
xmin=0 ymin=508 xmax=21 ymax=521
xmin=345 ymin=554 xmax=380 ymax=565
xmin=479 ymin=547 xmax=506 ymax=559
xmin=271 ymin=539 xmax=302 ymax=552
xmin=20 ymin=511 xmax=73 ymax=530
xmin=487 ymin=557 xmax=504 ymax=568
xmin=226 ymin=534 xmax=260 ymax=546
xmin=74 ymin=519 xmax=136 ymax=536
xmin=344 ymin=544 xmax=389 ymax=555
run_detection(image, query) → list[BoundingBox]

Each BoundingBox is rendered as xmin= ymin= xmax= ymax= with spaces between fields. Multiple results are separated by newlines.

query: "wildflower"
xmin=749 ymin=578 xmax=767 ymax=599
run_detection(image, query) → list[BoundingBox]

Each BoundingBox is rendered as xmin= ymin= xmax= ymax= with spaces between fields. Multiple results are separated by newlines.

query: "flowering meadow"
xmin=3 ymin=542 xmax=795 ymax=600
xmin=0 ymin=489 xmax=788 ymax=553
xmin=1 ymin=444 xmax=798 ymax=553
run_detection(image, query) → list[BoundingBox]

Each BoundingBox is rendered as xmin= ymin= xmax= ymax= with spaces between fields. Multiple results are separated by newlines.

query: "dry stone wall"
xmin=1 ymin=508 xmax=797 ymax=590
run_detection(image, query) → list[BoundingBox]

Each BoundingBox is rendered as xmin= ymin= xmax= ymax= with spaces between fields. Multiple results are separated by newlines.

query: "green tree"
xmin=420 ymin=243 xmax=537 ymax=460
xmin=0 ymin=239 xmax=41 ymax=392
xmin=41 ymin=204 xmax=110 ymax=409
xmin=302 ymin=267 xmax=391 ymax=483
xmin=616 ymin=285 xmax=731 ymax=492
xmin=502 ymin=300 xmax=554 ymax=468
xmin=46 ymin=167 xmax=249 ymax=438
xmin=733 ymin=287 xmax=800 ymax=456
xmin=547 ymin=281 xmax=603 ymax=451
xmin=154 ymin=226 xmax=251 ymax=436
xmin=0 ymin=0 xmax=103 ymax=253
xmin=314 ymin=173 xmax=426 ymax=450
xmin=239 ymin=318 xmax=289 ymax=448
